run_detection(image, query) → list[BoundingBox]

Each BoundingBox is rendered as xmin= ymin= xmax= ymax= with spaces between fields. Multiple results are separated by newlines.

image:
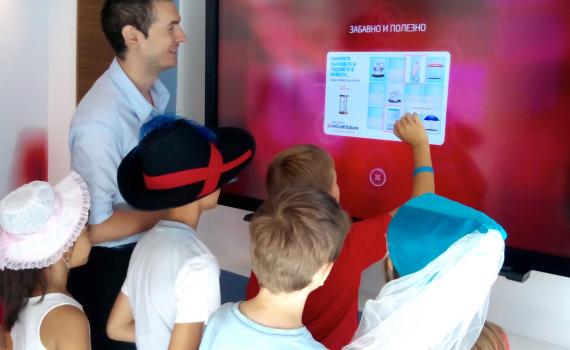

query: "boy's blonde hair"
xmin=472 ymin=322 xmax=509 ymax=350
xmin=266 ymin=145 xmax=335 ymax=196
xmin=250 ymin=187 xmax=350 ymax=293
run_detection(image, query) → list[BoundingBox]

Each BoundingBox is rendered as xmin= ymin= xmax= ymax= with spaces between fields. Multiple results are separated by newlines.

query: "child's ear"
xmin=314 ymin=262 xmax=334 ymax=287
xmin=322 ymin=262 xmax=334 ymax=280
xmin=62 ymin=248 xmax=73 ymax=269
xmin=63 ymin=246 xmax=73 ymax=261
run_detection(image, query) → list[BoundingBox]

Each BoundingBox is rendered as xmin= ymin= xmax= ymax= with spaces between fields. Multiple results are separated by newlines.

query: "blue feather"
xmin=139 ymin=114 xmax=217 ymax=142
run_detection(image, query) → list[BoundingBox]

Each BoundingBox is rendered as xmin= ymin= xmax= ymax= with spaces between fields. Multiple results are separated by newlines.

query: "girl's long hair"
xmin=0 ymin=268 xmax=46 ymax=331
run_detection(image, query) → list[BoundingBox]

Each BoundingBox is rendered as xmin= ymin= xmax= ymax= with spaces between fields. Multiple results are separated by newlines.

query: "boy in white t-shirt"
xmin=105 ymin=115 xmax=255 ymax=350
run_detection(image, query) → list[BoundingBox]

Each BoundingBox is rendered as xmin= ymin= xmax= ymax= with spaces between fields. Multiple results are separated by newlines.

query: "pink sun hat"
xmin=0 ymin=172 xmax=90 ymax=270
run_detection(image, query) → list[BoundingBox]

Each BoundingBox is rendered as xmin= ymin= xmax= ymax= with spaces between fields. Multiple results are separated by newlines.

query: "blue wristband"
xmin=413 ymin=166 xmax=434 ymax=176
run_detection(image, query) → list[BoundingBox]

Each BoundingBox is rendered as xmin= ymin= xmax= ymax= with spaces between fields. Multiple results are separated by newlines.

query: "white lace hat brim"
xmin=4 ymin=172 xmax=90 ymax=270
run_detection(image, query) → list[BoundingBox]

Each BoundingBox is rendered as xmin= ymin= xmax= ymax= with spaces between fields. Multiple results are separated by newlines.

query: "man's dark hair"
xmin=100 ymin=0 xmax=168 ymax=58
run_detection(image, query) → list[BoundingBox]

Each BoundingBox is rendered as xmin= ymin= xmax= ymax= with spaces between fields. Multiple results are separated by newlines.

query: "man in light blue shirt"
xmin=70 ymin=57 xmax=169 ymax=247
xmin=68 ymin=0 xmax=186 ymax=348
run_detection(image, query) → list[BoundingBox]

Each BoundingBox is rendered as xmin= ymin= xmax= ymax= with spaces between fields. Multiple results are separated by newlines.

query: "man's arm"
xmin=168 ymin=323 xmax=203 ymax=350
xmin=107 ymin=291 xmax=136 ymax=343
xmin=71 ymin=124 xmax=163 ymax=244
xmin=89 ymin=209 xmax=164 ymax=245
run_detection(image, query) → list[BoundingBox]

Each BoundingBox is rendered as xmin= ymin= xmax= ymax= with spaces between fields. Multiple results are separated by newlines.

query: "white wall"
xmin=0 ymin=0 xmax=50 ymax=195
xmin=0 ymin=2 xmax=75 ymax=192
xmin=47 ymin=1 xmax=77 ymax=184
xmin=177 ymin=0 xmax=205 ymax=123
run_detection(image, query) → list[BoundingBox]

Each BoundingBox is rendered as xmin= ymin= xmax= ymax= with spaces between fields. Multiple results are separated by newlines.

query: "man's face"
xmin=139 ymin=1 xmax=187 ymax=72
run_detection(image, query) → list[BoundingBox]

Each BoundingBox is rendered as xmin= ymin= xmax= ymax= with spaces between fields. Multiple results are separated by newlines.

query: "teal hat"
xmin=387 ymin=193 xmax=506 ymax=276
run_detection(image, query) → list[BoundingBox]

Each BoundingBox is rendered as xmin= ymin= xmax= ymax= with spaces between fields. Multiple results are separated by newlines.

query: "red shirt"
xmin=246 ymin=213 xmax=391 ymax=350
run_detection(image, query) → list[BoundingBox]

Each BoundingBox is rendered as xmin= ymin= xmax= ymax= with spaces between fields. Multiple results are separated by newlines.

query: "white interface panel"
xmin=324 ymin=51 xmax=451 ymax=145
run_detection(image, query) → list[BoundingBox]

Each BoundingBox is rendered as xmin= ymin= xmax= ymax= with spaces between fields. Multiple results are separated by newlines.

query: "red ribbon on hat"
xmin=143 ymin=143 xmax=252 ymax=197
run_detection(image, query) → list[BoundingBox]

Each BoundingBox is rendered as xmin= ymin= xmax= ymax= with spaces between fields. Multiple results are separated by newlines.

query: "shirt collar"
xmin=108 ymin=58 xmax=170 ymax=123
xmin=157 ymin=219 xmax=194 ymax=232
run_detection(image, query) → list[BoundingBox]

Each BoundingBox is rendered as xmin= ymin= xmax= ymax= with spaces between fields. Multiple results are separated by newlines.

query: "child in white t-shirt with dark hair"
xmin=105 ymin=115 xmax=255 ymax=350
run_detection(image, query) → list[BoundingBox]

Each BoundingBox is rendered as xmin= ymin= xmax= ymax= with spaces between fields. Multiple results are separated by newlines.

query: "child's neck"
xmin=32 ymin=261 xmax=70 ymax=297
xmin=164 ymin=204 xmax=200 ymax=230
xmin=239 ymin=287 xmax=309 ymax=329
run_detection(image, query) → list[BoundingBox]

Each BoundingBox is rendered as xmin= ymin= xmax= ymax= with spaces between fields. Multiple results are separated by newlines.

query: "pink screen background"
xmin=216 ymin=0 xmax=570 ymax=258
